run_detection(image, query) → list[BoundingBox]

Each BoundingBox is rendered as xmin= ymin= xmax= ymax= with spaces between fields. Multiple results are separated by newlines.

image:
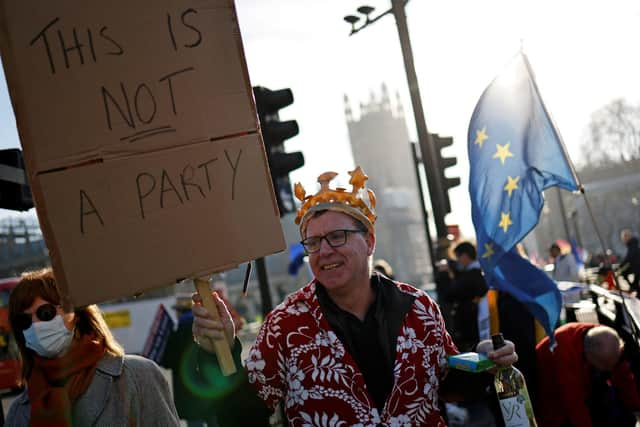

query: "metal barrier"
xmin=588 ymin=285 xmax=640 ymax=340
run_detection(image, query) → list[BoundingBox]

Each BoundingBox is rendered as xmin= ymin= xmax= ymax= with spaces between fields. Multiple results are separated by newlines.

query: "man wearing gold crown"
xmin=190 ymin=167 xmax=517 ymax=426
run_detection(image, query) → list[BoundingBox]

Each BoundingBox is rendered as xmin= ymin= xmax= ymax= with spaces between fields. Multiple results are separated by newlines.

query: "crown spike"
xmin=367 ymin=189 xmax=377 ymax=209
xmin=348 ymin=166 xmax=368 ymax=193
xmin=317 ymin=172 xmax=338 ymax=190
xmin=294 ymin=182 xmax=306 ymax=202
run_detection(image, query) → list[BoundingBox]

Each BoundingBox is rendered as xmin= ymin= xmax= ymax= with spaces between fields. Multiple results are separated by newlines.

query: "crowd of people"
xmin=4 ymin=166 xmax=639 ymax=426
xmin=432 ymin=231 xmax=640 ymax=426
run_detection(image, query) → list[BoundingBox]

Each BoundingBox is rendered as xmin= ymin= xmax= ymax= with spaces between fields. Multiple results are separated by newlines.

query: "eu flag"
xmin=467 ymin=53 xmax=579 ymax=340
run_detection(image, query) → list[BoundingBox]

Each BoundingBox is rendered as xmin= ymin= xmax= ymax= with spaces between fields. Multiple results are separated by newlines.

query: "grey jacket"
xmin=6 ymin=354 xmax=180 ymax=427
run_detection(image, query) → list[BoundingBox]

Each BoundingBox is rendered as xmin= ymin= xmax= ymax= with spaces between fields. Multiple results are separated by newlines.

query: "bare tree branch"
xmin=579 ymin=98 xmax=640 ymax=166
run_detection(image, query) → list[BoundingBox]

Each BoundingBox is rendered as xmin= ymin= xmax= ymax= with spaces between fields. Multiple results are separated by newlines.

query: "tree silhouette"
xmin=580 ymin=98 xmax=640 ymax=166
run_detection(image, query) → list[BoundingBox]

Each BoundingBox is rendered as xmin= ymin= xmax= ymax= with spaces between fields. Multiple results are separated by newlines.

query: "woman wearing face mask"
xmin=6 ymin=268 xmax=180 ymax=427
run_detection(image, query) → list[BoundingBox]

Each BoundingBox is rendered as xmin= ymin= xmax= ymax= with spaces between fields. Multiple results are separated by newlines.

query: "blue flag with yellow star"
xmin=467 ymin=53 xmax=579 ymax=341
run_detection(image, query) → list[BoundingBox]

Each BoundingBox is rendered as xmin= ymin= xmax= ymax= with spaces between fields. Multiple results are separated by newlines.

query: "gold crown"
xmin=294 ymin=166 xmax=377 ymax=234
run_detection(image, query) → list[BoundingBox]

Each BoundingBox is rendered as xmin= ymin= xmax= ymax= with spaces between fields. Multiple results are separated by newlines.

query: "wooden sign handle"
xmin=194 ymin=277 xmax=237 ymax=376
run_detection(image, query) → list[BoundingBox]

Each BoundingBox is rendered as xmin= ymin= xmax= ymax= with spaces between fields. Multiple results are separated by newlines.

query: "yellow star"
xmin=498 ymin=212 xmax=513 ymax=233
xmin=475 ymin=126 xmax=489 ymax=148
xmin=482 ymin=243 xmax=495 ymax=259
xmin=503 ymin=176 xmax=520 ymax=197
xmin=493 ymin=143 xmax=514 ymax=165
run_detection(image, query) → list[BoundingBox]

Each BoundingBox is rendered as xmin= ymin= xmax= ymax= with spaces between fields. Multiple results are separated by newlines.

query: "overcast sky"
xmin=2 ymin=0 xmax=640 ymax=236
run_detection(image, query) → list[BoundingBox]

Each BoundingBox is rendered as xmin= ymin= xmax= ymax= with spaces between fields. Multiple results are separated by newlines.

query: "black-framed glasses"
xmin=14 ymin=303 xmax=58 ymax=331
xmin=301 ymin=229 xmax=366 ymax=254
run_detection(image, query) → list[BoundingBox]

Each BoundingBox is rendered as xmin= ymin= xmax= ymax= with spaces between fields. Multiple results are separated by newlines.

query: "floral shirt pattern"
xmin=246 ymin=279 xmax=458 ymax=426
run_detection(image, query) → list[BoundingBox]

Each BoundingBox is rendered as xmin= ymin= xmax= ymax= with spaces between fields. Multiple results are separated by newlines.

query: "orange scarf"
xmin=28 ymin=335 xmax=105 ymax=427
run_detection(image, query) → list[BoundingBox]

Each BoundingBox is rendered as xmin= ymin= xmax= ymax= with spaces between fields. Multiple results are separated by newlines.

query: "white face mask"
xmin=23 ymin=314 xmax=74 ymax=358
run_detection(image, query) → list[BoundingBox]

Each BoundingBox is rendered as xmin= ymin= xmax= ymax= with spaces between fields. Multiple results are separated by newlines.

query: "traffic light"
xmin=431 ymin=134 xmax=460 ymax=214
xmin=0 ymin=148 xmax=33 ymax=211
xmin=253 ymin=86 xmax=305 ymax=216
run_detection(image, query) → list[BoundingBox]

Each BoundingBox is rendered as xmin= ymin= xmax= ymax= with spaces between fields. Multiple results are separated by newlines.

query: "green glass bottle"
xmin=492 ymin=333 xmax=538 ymax=427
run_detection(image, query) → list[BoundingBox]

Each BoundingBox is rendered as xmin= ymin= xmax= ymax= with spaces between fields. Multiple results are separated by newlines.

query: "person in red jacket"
xmin=536 ymin=322 xmax=640 ymax=427
xmin=190 ymin=167 xmax=518 ymax=426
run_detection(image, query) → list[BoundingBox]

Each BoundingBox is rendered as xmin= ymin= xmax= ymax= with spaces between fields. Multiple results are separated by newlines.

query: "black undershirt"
xmin=315 ymin=274 xmax=401 ymax=411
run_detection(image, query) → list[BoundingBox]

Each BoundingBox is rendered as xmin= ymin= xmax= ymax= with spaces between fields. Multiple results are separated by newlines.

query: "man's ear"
xmin=367 ymin=231 xmax=376 ymax=256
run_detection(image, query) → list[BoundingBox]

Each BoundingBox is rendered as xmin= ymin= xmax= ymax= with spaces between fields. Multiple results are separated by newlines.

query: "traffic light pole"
xmin=391 ymin=1 xmax=448 ymax=257
xmin=411 ymin=142 xmax=437 ymax=274
xmin=255 ymin=257 xmax=273 ymax=317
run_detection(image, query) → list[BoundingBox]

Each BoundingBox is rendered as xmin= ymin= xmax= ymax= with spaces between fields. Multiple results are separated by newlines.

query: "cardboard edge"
xmin=35 ymin=131 xmax=258 ymax=174
xmin=229 ymin=0 xmax=259 ymax=134
xmin=227 ymin=1 xmax=281 ymax=219
xmin=0 ymin=6 xmax=78 ymax=309
xmin=257 ymin=133 xmax=281 ymax=218
xmin=29 ymin=176 xmax=76 ymax=309
xmin=190 ymin=263 xmax=240 ymax=282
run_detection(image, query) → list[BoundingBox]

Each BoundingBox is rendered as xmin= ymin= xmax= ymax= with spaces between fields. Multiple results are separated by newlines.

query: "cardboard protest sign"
xmin=0 ymin=0 xmax=285 ymax=306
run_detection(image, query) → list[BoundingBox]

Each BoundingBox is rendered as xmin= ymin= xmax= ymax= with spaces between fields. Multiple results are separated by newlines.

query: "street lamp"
xmin=357 ymin=6 xmax=375 ymax=23
xmin=343 ymin=4 xmax=393 ymax=36
xmin=343 ymin=15 xmax=360 ymax=35
xmin=342 ymin=1 xmax=450 ymax=258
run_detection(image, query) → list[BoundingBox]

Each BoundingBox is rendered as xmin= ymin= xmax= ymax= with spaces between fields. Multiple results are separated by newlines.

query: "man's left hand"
xmin=477 ymin=339 xmax=518 ymax=367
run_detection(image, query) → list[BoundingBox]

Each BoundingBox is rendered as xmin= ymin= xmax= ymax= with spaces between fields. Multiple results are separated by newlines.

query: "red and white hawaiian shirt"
xmin=245 ymin=279 xmax=458 ymax=426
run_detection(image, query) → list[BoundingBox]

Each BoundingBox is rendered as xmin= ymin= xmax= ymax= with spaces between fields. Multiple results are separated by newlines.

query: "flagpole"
xmin=521 ymin=53 xmax=581 ymax=188
xmin=580 ymin=187 xmax=611 ymax=260
xmin=523 ymin=52 xmax=582 ymax=243
xmin=520 ymin=52 xmax=637 ymax=341
xmin=527 ymin=45 xmax=640 ymax=342
xmin=519 ymin=54 xmax=632 ymax=338
xmin=411 ymin=142 xmax=437 ymax=275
